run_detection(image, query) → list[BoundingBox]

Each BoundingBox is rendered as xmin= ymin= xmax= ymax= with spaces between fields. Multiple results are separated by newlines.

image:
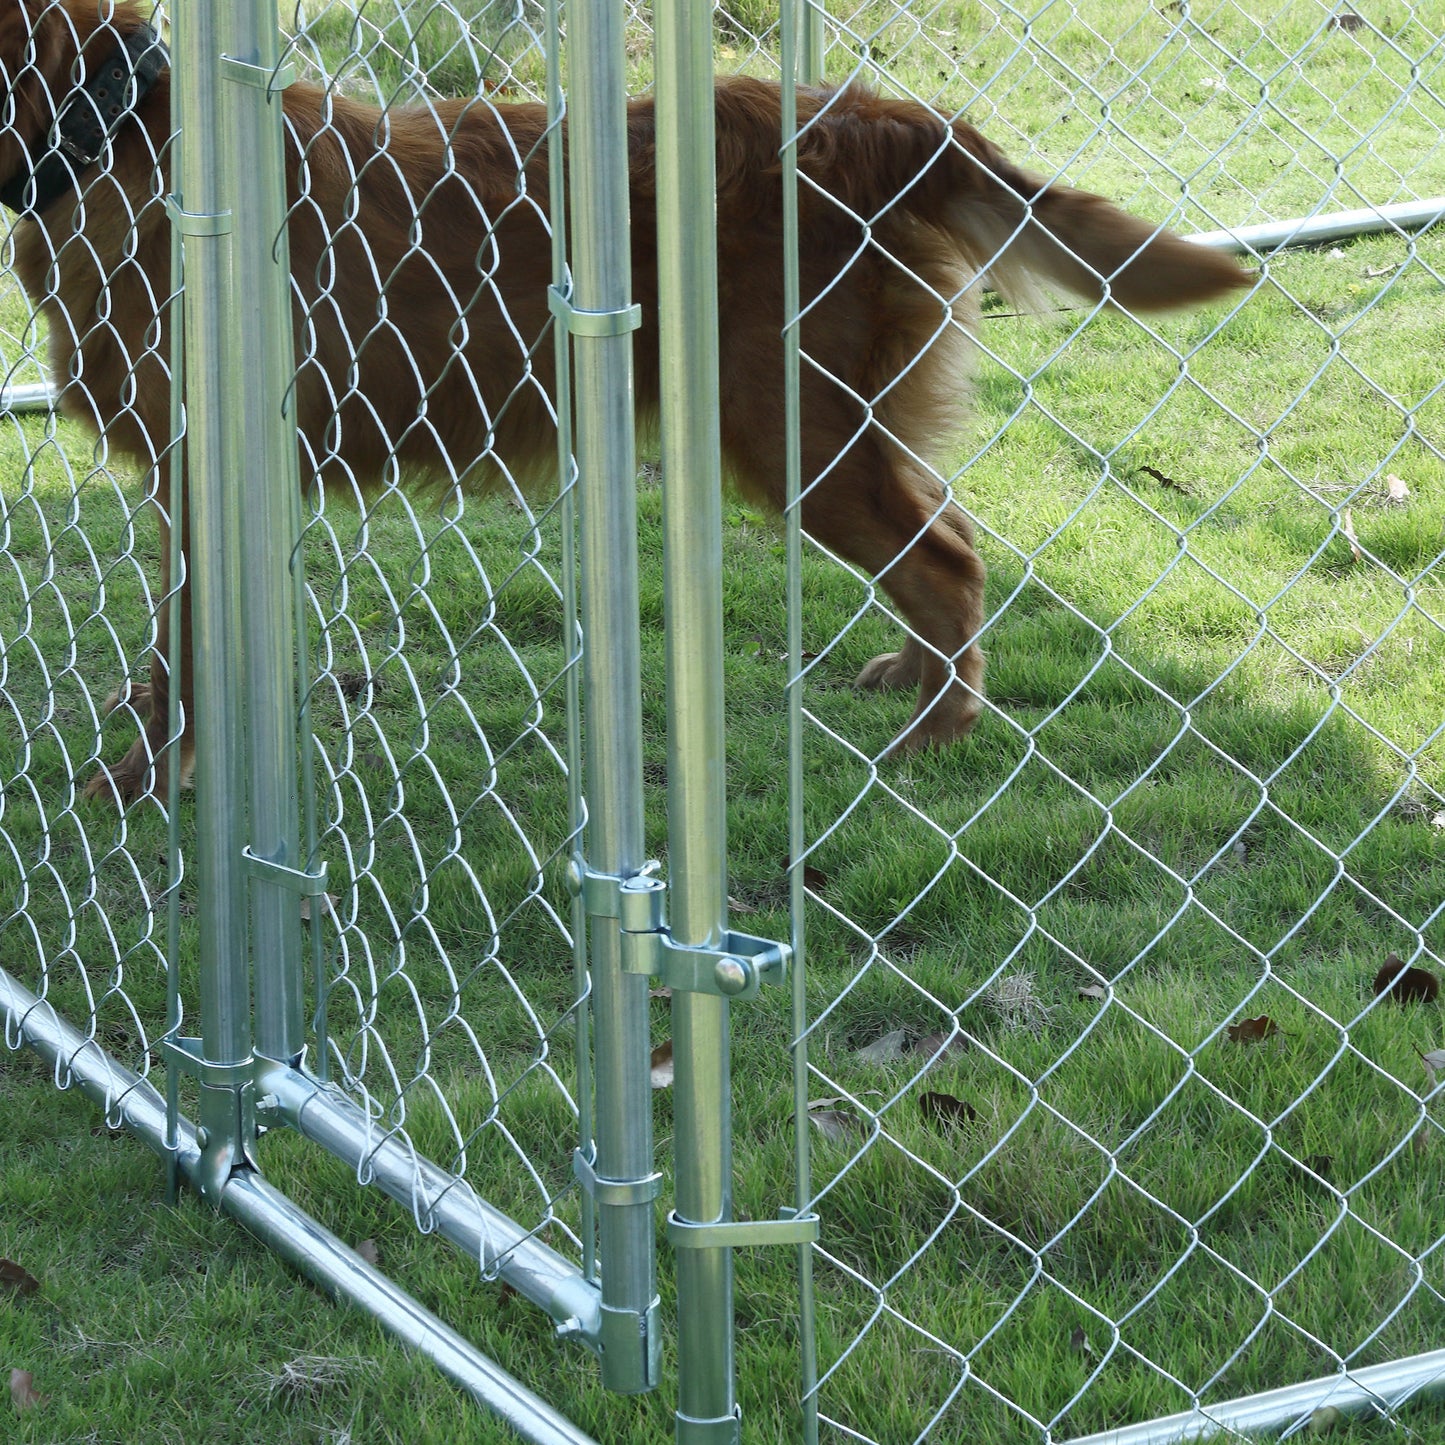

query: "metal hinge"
xmin=567 ymin=857 xmax=790 ymax=1000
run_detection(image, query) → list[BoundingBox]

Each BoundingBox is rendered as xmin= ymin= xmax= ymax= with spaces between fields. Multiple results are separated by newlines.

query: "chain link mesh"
xmin=783 ymin=4 xmax=1445 ymax=1441
xmin=0 ymin=1 xmax=179 ymax=1110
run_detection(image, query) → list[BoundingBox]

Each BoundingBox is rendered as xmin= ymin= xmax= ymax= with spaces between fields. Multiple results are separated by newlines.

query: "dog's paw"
xmin=884 ymin=693 xmax=983 ymax=756
xmin=84 ymin=724 xmax=193 ymax=805
xmin=855 ymin=648 xmax=921 ymax=692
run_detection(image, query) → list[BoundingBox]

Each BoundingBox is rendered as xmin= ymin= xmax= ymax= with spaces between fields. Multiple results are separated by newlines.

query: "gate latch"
xmin=567 ymin=858 xmax=789 ymax=1001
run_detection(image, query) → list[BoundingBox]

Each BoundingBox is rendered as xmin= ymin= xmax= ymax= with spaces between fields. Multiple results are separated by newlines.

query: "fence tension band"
xmin=165 ymin=194 xmax=231 ymax=236
xmin=161 ymin=1036 xmax=254 ymax=1091
xmin=567 ymin=857 xmax=791 ymax=1001
xmin=219 ymin=54 xmax=299 ymax=94
xmin=241 ymin=845 xmax=329 ymax=896
xmin=667 ymin=1207 xmax=821 ymax=1250
xmin=572 ymin=1146 xmax=663 ymax=1209
xmin=547 ymin=284 xmax=642 ymax=338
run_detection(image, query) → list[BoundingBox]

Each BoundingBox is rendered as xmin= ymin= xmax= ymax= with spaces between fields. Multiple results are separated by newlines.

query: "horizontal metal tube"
xmin=1190 ymin=197 xmax=1445 ymax=254
xmin=0 ymin=967 xmax=599 ymax=1445
xmin=256 ymin=1060 xmax=601 ymax=1339
xmin=0 ymin=380 xmax=58 ymax=412
xmin=1066 ymin=1351 xmax=1445 ymax=1445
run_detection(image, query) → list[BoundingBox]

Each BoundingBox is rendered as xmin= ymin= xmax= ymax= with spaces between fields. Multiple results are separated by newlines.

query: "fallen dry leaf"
xmin=1340 ymin=507 xmax=1362 ymax=562
xmin=1364 ymin=263 xmax=1394 ymax=279
xmin=919 ymin=1091 xmax=978 ymax=1128
xmin=726 ymin=894 xmax=759 ymax=916
xmin=1226 ymin=1015 xmax=1280 ymax=1044
xmin=1373 ymin=954 xmax=1440 ymax=1006
xmin=1138 ymin=463 xmax=1192 ymax=496
xmin=649 ymin=986 xmax=672 ymax=1001
xmin=913 ymin=1029 xmax=969 ymax=1065
xmin=1077 ymin=984 xmax=1107 ymax=1002
xmin=1070 ymin=1325 xmax=1094 ymax=1357
xmin=1417 ymin=1047 xmax=1445 ymax=1085
xmin=9 ymin=1369 xmax=45 ymax=1413
xmin=650 ymin=1039 xmax=675 ymax=1089
xmin=299 ymin=892 xmax=338 ymax=922
xmin=0 ymin=1260 xmax=39 ymax=1298
xmin=806 ymin=1097 xmax=865 ymax=1143
xmin=783 ymin=856 xmax=829 ymax=893
xmin=354 ymin=1239 xmax=380 ymax=1267
xmin=1384 ymin=473 xmax=1410 ymax=505
xmin=855 ymin=1028 xmax=910 ymax=1065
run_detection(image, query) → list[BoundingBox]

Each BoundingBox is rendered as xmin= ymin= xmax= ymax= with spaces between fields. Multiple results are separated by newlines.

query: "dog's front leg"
xmin=85 ymin=456 xmax=195 ymax=804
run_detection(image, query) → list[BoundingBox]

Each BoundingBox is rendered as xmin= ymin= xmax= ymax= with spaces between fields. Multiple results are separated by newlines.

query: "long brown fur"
xmin=0 ymin=0 xmax=1250 ymax=800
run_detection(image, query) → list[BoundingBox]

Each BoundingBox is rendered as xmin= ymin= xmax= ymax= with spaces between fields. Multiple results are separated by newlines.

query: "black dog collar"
xmin=0 ymin=22 xmax=168 ymax=215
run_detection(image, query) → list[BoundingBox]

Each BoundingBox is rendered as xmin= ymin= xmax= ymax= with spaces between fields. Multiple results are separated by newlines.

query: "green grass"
xmin=5 ymin=1 xmax=1445 ymax=1442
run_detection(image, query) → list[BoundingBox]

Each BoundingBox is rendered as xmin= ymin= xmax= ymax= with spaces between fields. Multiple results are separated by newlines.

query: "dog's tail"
xmin=784 ymin=81 xmax=1251 ymax=313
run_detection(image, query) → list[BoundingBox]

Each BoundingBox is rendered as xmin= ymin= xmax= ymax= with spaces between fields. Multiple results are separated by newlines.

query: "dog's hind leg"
xmin=810 ymin=452 xmax=987 ymax=752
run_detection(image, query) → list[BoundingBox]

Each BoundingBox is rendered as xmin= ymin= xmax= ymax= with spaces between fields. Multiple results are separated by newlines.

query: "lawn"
xmin=2 ymin=1 xmax=1444 ymax=1442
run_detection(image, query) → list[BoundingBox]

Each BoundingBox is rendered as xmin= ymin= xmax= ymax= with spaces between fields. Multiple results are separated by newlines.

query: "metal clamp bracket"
xmin=166 ymin=194 xmax=232 ymax=237
xmin=242 ymin=846 xmax=329 ymax=896
xmin=667 ymin=1207 xmax=820 ymax=1251
xmin=573 ymin=1147 xmax=663 ymax=1208
xmin=567 ymin=857 xmax=790 ymax=1001
xmin=161 ymin=1036 xmax=253 ymax=1090
xmin=548 ymin=284 xmax=643 ymax=338
xmin=220 ymin=54 xmax=299 ymax=95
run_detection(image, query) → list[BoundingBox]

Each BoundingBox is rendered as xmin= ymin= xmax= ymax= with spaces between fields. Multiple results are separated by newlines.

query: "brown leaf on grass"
xmin=727 ymin=894 xmax=759 ymax=916
xmin=914 ymin=1030 xmax=969 ymax=1065
xmin=650 ymin=1040 xmax=675 ymax=1089
xmin=919 ymin=1091 xmax=978 ymax=1128
xmin=649 ymin=986 xmax=672 ymax=1001
xmin=1416 ymin=1047 xmax=1445 ymax=1085
xmin=354 ymin=1239 xmax=380 ymax=1267
xmin=1077 ymin=984 xmax=1107 ymax=1002
xmin=1364 ymin=264 xmax=1395 ymax=280
xmin=1340 ymin=507 xmax=1362 ymax=562
xmin=299 ymin=892 xmax=338 ymax=922
xmin=783 ymin=856 xmax=829 ymax=893
xmin=1069 ymin=1326 xmax=1094 ymax=1357
xmin=806 ymin=1097 xmax=865 ymax=1143
xmin=1384 ymin=473 xmax=1410 ymax=504
xmin=1138 ymin=464 xmax=1192 ymax=496
xmin=855 ymin=1029 xmax=910 ymax=1065
xmin=1373 ymin=954 xmax=1440 ymax=1005
xmin=0 ymin=1260 xmax=39 ymax=1297
xmin=1226 ymin=1015 xmax=1280 ymax=1043
xmin=9 ymin=1369 xmax=45 ymax=1413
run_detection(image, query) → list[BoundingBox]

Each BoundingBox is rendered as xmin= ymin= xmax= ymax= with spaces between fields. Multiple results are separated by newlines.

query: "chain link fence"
xmin=776 ymin=3 xmax=1445 ymax=1442
xmin=1 ymin=0 xmax=1442 ymax=1442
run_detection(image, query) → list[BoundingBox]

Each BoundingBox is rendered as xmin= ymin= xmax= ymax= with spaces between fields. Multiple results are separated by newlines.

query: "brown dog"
xmin=0 ymin=0 xmax=1249 ymax=801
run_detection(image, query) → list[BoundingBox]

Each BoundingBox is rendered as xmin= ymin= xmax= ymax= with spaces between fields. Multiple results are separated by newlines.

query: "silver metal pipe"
xmin=0 ymin=379 xmax=56 ymax=412
xmin=170 ymin=0 xmax=254 ymax=1200
xmin=653 ymin=0 xmax=735 ymax=1436
xmin=1066 ymin=1352 xmax=1445 ymax=1444
xmin=0 ymin=968 xmax=598 ymax=1445
xmin=223 ymin=2 xmax=306 ymax=1068
xmin=566 ymin=0 xmax=659 ymax=1396
xmin=1189 ymin=197 xmax=1445 ymax=254
xmin=255 ymin=1061 xmax=602 ymax=1338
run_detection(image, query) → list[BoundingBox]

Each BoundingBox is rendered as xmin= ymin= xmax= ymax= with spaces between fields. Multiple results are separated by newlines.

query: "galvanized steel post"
xmin=566 ymin=0 xmax=660 ymax=1394
xmin=166 ymin=0 xmax=254 ymax=1204
xmin=653 ymin=0 xmax=736 ymax=1438
xmin=220 ymin=3 xmax=308 ymax=1072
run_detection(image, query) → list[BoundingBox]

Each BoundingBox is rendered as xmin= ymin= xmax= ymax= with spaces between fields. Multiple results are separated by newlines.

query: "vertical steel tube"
xmin=544 ymin=0 xmax=596 ymax=1282
xmin=169 ymin=2 xmax=254 ymax=1200
xmin=223 ymin=6 xmax=305 ymax=1069
xmin=567 ymin=0 xmax=658 ymax=1394
xmin=653 ymin=2 xmax=735 ymax=1440
xmin=779 ymin=7 xmax=820 ymax=1442
xmin=799 ymin=0 xmax=825 ymax=84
